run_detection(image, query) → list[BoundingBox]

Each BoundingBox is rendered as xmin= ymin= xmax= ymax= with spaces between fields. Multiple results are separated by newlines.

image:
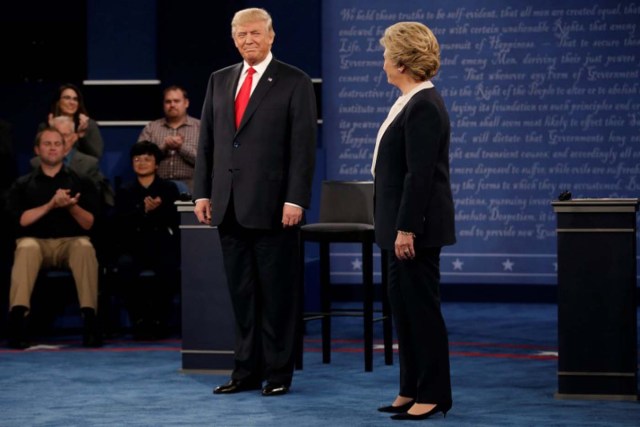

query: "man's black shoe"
xmin=213 ymin=379 xmax=262 ymax=394
xmin=7 ymin=338 xmax=31 ymax=350
xmin=7 ymin=306 xmax=30 ymax=349
xmin=82 ymin=330 xmax=103 ymax=348
xmin=261 ymin=382 xmax=289 ymax=396
xmin=82 ymin=308 xmax=103 ymax=347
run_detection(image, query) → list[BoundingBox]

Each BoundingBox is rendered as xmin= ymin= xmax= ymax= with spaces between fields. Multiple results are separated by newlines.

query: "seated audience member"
xmin=32 ymin=116 xmax=114 ymax=208
xmin=0 ymin=119 xmax=17 ymax=196
xmin=138 ymin=85 xmax=200 ymax=194
xmin=113 ymin=141 xmax=180 ymax=340
xmin=1 ymin=120 xmax=17 ymax=313
xmin=6 ymin=127 xmax=102 ymax=349
xmin=1 ymin=119 xmax=17 ymax=237
xmin=38 ymin=83 xmax=104 ymax=159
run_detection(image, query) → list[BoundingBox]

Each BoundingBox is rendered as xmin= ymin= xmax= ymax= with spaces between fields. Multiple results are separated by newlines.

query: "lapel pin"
xmin=268 ymin=77 xmax=273 ymax=82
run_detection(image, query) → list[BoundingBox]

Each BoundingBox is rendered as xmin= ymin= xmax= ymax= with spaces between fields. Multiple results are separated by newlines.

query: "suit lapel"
xmin=228 ymin=64 xmax=243 ymax=133
xmin=236 ymin=60 xmax=278 ymax=132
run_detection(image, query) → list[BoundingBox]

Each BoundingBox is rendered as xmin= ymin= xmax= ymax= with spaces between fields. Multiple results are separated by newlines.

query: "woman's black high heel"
xmin=390 ymin=402 xmax=451 ymax=420
xmin=377 ymin=400 xmax=415 ymax=414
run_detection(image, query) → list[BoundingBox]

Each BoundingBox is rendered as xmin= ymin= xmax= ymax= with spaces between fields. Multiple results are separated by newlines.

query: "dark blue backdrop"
xmin=322 ymin=0 xmax=640 ymax=285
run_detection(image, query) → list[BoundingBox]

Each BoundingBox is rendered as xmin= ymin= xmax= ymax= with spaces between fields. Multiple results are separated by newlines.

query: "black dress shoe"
xmin=377 ymin=400 xmax=414 ymax=413
xmin=82 ymin=331 xmax=104 ymax=348
xmin=8 ymin=306 xmax=30 ymax=349
xmin=261 ymin=382 xmax=289 ymax=396
xmin=7 ymin=338 xmax=31 ymax=350
xmin=390 ymin=402 xmax=451 ymax=421
xmin=82 ymin=308 xmax=103 ymax=347
xmin=213 ymin=379 xmax=262 ymax=394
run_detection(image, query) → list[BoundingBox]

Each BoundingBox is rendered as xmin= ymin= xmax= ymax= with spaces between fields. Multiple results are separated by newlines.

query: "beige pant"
xmin=10 ymin=237 xmax=98 ymax=312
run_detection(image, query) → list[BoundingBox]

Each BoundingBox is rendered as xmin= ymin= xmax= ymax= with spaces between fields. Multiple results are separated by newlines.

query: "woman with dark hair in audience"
xmin=113 ymin=141 xmax=181 ymax=340
xmin=38 ymin=83 xmax=104 ymax=159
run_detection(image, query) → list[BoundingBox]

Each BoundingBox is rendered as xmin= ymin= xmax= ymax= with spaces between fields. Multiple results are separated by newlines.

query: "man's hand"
xmin=163 ymin=134 xmax=184 ymax=150
xmin=282 ymin=204 xmax=303 ymax=227
xmin=51 ymin=189 xmax=80 ymax=209
xmin=194 ymin=199 xmax=212 ymax=225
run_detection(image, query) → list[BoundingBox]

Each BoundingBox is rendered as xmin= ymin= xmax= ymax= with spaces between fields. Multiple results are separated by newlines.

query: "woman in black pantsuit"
xmin=371 ymin=22 xmax=456 ymax=421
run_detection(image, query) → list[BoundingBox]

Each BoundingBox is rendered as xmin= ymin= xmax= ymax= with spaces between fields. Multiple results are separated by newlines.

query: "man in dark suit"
xmin=193 ymin=7 xmax=316 ymax=397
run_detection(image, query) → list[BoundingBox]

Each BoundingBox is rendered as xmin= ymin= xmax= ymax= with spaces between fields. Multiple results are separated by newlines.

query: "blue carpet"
xmin=1 ymin=302 xmax=638 ymax=426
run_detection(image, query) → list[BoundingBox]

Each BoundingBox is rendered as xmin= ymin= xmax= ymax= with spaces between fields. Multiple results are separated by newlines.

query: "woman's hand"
xmin=77 ymin=113 xmax=89 ymax=136
xmin=394 ymin=231 xmax=415 ymax=260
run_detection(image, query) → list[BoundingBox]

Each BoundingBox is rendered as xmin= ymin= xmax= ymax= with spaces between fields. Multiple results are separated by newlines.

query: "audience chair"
xmin=296 ymin=180 xmax=393 ymax=372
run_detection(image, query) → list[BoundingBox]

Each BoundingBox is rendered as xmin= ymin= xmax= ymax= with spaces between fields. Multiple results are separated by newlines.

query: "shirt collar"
xmin=34 ymin=164 xmax=69 ymax=179
xmin=64 ymin=146 xmax=77 ymax=165
xmin=162 ymin=115 xmax=193 ymax=128
xmin=241 ymin=51 xmax=273 ymax=76
xmin=398 ymin=80 xmax=434 ymax=104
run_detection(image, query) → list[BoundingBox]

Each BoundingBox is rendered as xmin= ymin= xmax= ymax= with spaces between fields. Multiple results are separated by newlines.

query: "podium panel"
xmin=552 ymin=199 xmax=639 ymax=400
xmin=177 ymin=202 xmax=234 ymax=372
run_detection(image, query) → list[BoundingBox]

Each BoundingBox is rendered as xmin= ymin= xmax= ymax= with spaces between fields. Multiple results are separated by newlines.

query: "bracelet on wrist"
xmin=397 ymin=230 xmax=415 ymax=238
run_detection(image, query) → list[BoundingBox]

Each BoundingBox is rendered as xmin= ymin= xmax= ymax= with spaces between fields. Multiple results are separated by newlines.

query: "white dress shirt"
xmin=236 ymin=52 xmax=273 ymax=99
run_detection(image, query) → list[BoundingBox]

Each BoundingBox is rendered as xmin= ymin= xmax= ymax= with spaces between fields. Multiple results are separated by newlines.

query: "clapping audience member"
xmin=113 ymin=141 xmax=180 ymax=340
xmin=39 ymin=83 xmax=104 ymax=159
xmin=6 ymin=127 xmax=102 ymax=349
xmin=32 ymin=116 xmax=114 ymax=208
xmin=1 ymin=119 xmax=17 ymax=291
xmin=138 ymin=85 xmax=200 ymax=194
xmin=0 ymin=119 xmax=17 ymax=198
xmin=1 ymin=119 xmax=17 ymax=213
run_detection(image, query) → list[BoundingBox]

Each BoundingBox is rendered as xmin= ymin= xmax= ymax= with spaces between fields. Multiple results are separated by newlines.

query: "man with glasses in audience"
xmin=112 ymin=141 xmax=181 ymax=340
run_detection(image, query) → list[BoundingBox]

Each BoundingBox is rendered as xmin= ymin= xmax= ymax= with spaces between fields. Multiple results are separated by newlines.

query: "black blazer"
xmin=373 ymin=87 xmax=456 ymax=250
xmin=193 ymin=58 xmax=317 ymax=230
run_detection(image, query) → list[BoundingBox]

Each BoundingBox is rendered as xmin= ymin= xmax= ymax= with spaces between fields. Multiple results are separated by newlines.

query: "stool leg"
xmin=320 ymin=241 xmax=331 ymax=364
xmin=363 ymin=242 xmax=373 ymax=372
xmin=381 ymin=250 xmax=393 ymax=365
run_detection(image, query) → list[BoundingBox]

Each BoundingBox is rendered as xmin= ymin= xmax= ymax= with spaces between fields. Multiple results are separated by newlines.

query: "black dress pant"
xmin=387 ymin=247 xmax=452 ymax=405
xmin=218 ymin=201 xmax=300 ymax=386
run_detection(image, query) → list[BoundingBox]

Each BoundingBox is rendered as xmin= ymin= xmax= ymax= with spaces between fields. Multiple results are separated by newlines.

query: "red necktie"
xmin=235 ymin=67 xmax=256 ymax=128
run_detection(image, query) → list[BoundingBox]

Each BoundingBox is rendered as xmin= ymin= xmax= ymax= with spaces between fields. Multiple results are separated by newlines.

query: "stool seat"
xmin=302 ymin=223 xmax=374 ymax=243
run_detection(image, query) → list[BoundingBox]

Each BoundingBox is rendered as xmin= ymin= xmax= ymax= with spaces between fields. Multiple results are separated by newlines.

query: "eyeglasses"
xmin=61 ymin=95 xmax=79 ymax=101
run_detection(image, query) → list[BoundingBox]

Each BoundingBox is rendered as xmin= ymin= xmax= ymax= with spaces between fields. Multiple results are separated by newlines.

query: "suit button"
xmin=233 ymin=140 xmax=240 ymax=148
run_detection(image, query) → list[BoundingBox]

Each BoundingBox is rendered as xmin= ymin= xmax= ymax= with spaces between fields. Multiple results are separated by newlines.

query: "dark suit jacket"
xmin=193 ymin=58 xmax=317 ymax=230
xmin=373 ymin=87 xmax=456 ymax=250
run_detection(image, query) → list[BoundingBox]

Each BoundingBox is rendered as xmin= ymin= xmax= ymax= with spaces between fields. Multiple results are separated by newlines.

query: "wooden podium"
xmin=177 ymin=201 xmax=234 ymax=372
xmin=552 ymin=198 xmax=639 ymax=400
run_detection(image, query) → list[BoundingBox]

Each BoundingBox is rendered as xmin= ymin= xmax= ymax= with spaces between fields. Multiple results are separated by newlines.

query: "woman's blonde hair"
xmin=380 ymin=22 xmax=440 ymax=81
